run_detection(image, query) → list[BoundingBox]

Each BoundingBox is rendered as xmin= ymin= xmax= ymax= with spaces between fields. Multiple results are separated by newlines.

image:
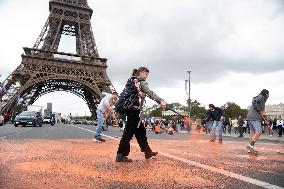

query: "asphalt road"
xmin=0 ymin=123 xmax=283 ymax=189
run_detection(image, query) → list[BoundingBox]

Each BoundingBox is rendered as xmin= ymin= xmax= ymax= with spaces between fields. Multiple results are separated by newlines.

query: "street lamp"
xmin=187 ymin=70 xmax=191 ymax=117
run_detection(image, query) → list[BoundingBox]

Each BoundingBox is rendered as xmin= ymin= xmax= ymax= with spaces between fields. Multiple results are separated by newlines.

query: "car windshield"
xmin=20 ymin=112 xmax=35 ymax=116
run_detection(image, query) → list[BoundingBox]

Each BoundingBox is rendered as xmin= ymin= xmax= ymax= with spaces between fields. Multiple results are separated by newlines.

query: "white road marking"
xmin=72 ymin=125 xmax=284 ymax=189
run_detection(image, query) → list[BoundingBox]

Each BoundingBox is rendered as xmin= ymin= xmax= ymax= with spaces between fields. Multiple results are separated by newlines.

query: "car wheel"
xmin=14 ymin=124 xmax=18 ymax=127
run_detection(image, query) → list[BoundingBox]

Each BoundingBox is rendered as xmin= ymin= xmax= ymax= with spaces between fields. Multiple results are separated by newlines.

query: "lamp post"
xmin=187 ymin=70 xmax=191 ymax=117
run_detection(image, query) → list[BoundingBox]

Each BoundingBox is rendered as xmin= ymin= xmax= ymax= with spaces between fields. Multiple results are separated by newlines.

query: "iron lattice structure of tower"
xmin=0 ymin=0 xmax=114 ymax=116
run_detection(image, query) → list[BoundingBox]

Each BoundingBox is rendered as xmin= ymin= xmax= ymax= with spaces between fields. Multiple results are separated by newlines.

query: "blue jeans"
xmin=95 ymin=110 xmax=104 ymax=139
xmin=212 ymin=120 xmax=223 ymax=140
xmin=206 ymin=120 xmax=213 ymax=130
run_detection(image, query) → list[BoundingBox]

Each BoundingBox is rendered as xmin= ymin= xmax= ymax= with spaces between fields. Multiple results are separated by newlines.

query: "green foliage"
xmin=142 ymin=100 xmax=247 ymax=120
xmin=150 ymin=108 xmax=162 ymax=117
xmin=223 ymin=102 xmax=248 ymax=119
xmin=189 ymin=100 xmax=206 ymax=119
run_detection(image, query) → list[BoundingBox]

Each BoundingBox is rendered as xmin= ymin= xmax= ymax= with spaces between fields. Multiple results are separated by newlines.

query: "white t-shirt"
xmin=232 ymin=119 xmax=238 ymax=128
xmin=276 ymin=119 xmax=283 ymax=126
xmin=97 ymin=94 xmax=113 ymax=113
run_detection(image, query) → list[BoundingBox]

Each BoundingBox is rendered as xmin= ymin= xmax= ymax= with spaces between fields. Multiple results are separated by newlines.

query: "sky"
xmin=0 ymin=0 xmax=284 ymax=116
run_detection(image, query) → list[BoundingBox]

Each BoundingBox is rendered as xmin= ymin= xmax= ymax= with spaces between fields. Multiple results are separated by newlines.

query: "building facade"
xmin=265 ymin=103 xmax=284 ymax=119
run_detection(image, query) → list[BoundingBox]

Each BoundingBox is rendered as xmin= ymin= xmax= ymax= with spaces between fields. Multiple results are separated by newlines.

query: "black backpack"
xmin=114 ymin=77 xmax=143 ymax=114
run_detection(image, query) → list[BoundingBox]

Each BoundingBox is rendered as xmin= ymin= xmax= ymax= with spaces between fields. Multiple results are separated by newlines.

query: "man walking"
xmin=206 ymin=104 xmax=224 ymax=143
xmin=276 ymin=117 xmax=283 ymax=137
xmin=246 ymin=89 xmax=269 ymax=153
xmin=228 ymin=118 xmax=232 ymax=134
xmin=237 ymin=115 xmax=245 ymax=137
xmin=94 ymin=92 xmax=118 ymax=142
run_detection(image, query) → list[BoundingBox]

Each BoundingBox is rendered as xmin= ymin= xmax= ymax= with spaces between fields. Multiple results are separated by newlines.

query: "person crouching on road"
xmin=246 ymin=89 xmax=269 ymax=153
xmin=94 ymin=92 xmax=118 ymax=142
xmin=115 ymin=67 xmax=166 ymax=162
xmin=206 ymin=104 xmax=224 ymax=143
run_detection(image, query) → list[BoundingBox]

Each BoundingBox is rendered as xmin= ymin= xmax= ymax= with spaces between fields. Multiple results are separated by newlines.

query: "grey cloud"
xmin=1 ymin=0 xmax=283 ymax=89
xmin=92 ymin=0 xmax=284 ymax=88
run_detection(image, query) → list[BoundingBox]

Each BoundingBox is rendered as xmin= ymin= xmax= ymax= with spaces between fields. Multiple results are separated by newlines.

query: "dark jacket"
xmin=115 ymin=77 xmax=163 ymax=113
xmin=237 ymin=118 xmax=245 ymax=126
xmin=206 ymin=107 xmax=223 ymax=122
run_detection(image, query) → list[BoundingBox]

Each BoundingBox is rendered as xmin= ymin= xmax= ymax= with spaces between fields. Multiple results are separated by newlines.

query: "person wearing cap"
xmin=246 ymin=89 xmax=269 ymax=153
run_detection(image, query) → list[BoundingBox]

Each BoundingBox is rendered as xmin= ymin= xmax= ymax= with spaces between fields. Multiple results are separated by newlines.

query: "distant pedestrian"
xmin=232 ymin=118 xmax=238 ymax=134
xmin=228 ymin=118 xmax=232 ymax=134
xmin=246 ymin=89 xmax=269 ymax=153
xmin=237 ymin=115 xmax=245 ymax=137
xmin=243 ymin=120 xmax=248 ymax=133
xmin=276 ymin=117 xmax=283 ymax=137
xmin=247 ymin=120 xmax=250 ymax=134
xmin=272 ymin=118 xmax=277 ymax=135
xmin=222 ymin=116 xmax=228 ymax=134
xmin=206 ymin=104 xmax=224 ymax=143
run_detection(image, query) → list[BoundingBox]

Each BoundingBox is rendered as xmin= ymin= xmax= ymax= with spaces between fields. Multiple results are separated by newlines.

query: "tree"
xmin=142 ymin=100 xmax=207 ymax=120
xmin=190 ymin=100 xmax=207 ymax=119
xmin=149 ymin=104 xmax=162 ymax=117
xmin=223 ymin=102 xmax=248 ymax=119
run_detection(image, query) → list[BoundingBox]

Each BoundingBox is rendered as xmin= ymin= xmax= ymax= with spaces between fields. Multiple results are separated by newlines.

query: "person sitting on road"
xmin=165 ymin=125 xmax=175 ymax=135
xmin=155 ymin=120 xmax=161 ymax=134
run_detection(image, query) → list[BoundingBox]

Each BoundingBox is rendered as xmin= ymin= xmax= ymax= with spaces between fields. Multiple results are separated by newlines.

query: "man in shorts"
xmin=246 ymin=89 xmax=269 ymax=153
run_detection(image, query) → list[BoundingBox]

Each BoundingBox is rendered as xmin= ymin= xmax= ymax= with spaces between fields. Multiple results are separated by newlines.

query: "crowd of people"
xmin=118 ymin=117 xmax=190 ymax=136
xmin=202 ymin=116 xmax=284 ymax=138
xmin=0 ymin=113 xmax=16 ymax=125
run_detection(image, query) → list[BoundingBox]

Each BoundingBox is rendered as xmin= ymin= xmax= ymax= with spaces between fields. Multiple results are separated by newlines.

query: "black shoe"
xmin=238 ymin=135 xmax=243 ymax=137
xmin=116 ymin=154 xmax=133 ymax=162
xmin=145 ymin=151 xmax=158 ymax=159
xmin=95 ymin=138 xmax=106 ymax=142
xmin=218 ymin=139 xmax=222 ymax=143
xmin=209 ymin=139 xmax=215 ymax=142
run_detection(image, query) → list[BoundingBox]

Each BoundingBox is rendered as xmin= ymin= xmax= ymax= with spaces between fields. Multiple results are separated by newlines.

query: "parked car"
xmin=86 ymin=120 xmax=97 ymax=125
xmin=14 ymin=111 xmax=43 ymax=127
xmin=0 ymin=114 xmax=4 ymax=126
xmin=43 ymin=116 xmax=51 ymax=124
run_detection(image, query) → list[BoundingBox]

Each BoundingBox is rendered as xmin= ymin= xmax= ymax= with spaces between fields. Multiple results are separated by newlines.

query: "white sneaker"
xmin=246 ymin=144 xmax=254 ymax=151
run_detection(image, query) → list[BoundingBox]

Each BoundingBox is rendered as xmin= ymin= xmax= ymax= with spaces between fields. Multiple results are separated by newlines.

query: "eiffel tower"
xmin=0 ymin=0 xmax=114 ymax=116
